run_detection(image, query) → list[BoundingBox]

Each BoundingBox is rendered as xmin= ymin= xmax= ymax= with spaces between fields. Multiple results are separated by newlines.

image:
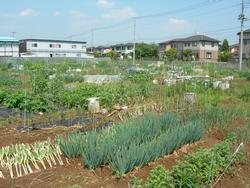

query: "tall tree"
xmin=220 ymin=39 xmax=230 ymax=52
xmin=219 ymin=39 xmax=231 ymax=62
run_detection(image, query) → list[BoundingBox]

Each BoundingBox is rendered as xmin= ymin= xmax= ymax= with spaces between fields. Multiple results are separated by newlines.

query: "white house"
xmin=0 ymin=37 xmax=19 ymax=57
xmin=19 ymin=39 xmax=91 ymax=58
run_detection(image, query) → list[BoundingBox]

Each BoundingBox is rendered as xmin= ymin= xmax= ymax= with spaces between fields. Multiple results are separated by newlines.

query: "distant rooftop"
xmin=0 ymin=37 xmax=19 ymax=42
xmin=20 ymin=38 xmax=87 ymax=44
xmin=159 ymin=35 xmax=220 ymax=44
xmin=237 ymin=28 xmax=250 ymax=35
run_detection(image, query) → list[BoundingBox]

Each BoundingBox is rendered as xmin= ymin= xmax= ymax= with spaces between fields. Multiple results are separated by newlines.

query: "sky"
xmin=0 ymin=0 xmax=249 ymax=46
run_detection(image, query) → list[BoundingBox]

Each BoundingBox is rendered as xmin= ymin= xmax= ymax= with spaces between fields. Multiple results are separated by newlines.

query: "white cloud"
xmin=20 ymin=9 xmax=39 ymax=17
xmin=103 ymin=7 xmax=136 ymax=20
xmin=70 ymin=11 xmax=84 ymax=18
xmin=53 ymin=11 xmax=61 ymax=17
xmin=97 ymin=0 xmax=114 ymax=8
xmin=168 ymin=18 xmax=190 ymax=27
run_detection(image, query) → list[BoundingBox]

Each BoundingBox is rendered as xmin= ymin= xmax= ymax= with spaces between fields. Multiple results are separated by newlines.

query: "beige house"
xmin=159 ymin=35 xmax=220 ymax=61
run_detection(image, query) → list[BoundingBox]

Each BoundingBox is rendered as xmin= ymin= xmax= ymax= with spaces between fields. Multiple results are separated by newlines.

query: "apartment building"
xmin=0 ymin=37 xmax=19 ymax=57
xmin=19 ymin=39 xmax=89 ymax=58
xmin=88 ymin=43 xmax=133 ymax=55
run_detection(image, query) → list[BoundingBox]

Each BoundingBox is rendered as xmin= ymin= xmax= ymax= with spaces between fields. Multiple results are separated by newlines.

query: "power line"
xmin=136 ymin=0 xmax=224 ymax=19
xmin=65 ymin=0 xmax=224 ymax=39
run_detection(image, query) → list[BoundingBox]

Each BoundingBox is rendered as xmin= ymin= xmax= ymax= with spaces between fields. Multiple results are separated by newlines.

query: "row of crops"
xmin=134 ymin=133 xmax=245 ymax=188
xmin=57 ymin=107 xmax=242 ymax=176
xmin=0 ymin=140 xmax=64 ymax=178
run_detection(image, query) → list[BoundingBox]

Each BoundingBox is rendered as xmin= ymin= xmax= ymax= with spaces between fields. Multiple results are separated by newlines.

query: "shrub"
xmin=147 ymin=165 xmax=174 ymax=188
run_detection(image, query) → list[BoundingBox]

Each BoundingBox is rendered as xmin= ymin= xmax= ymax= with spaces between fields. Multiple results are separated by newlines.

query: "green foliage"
xmin=220 ymin=39 xmax=230 ymax=52
xmin=219 ymin=39 xmax=231 ymax=62
xmin=57 ymin=132 xmax=84 ymax=158
xmin=59 ymin=113 xmax=204 ymax=176
xmin=142 ymin=134 xmax=245 ymax=188
xmin=0 ymin=75 xmax=22 ymax=86
xmin=165 ymin=48 xmax=179 ymax=62
xmin=219 ymin=51 xmax=232 ymax=62
xmin=130 ymin=176 xmax=143 ymax=188
xmin=182 ymin=49 xmax=193 ymax=61
xmin=107 ymin=50 xmax=119 ymax=60
xmin=3 ymin=90 xmax=26 ymax=109
xmin=135 ymin=43 xmax=159 ymax=60
xmin=147 ymin=165 xmax=174 ymax=188
xmin=125 ymin=71 xmax=153 ymax=83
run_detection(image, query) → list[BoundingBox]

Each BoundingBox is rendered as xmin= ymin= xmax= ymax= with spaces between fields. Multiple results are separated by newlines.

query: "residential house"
xmin=0 ymin=37 xmax=19 ymax=57
xmin=230 ymin=44 xmax=239 ymax=62
xmin=159 ymin=35 xmax=220 ymax=61
xmin=88 ymin=43 xmax=133 ymax=56
xmin=238 ymin=29 xmax=250 ymax=59
xmin=19 ymin=39 xmax=90 ymax=58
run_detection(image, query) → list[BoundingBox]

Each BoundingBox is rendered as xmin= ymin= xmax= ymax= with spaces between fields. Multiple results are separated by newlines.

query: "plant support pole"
xmin=210 ymin=142 xmax=244 ymax=188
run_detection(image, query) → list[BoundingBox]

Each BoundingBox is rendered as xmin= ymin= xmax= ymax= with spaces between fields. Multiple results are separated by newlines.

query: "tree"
xmin=165 ymin=48 xmax=178 ymax=62
xmin=135 ymin=43 xmax=159 ymax=60
xmin=219 ymin=51 xmax=232 ymax=62
xmin=107 ymin=50 xmax=119 ymax=60
xmin=220 ymin=39 xmax=230 ymax=52
xmin=183 ymin=49 xmax=193 ymax=60
xmin=219 ymin=39 xmax=231 ymax=62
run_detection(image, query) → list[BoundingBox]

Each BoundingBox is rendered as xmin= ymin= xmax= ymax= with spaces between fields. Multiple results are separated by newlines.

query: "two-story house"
xmin=238 ymin=29 xmax=250 ymax=59
xmin=19 ymin=39 xmax=89 ymax=58
xmin=0 ymin=37 xmax=19 ymax=57
xmin=159 ymin=35 xmax=220 ymax=61
xmin=88 ymin=43 xmax=133 ymax=56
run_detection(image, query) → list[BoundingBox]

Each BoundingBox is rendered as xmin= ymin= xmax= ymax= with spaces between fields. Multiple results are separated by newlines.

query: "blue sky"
xmin=0 ymin=0 xmax=249 ymax=46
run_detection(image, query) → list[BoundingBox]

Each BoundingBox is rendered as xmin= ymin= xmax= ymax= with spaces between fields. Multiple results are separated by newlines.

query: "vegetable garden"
xmin=0 ymin=59 xmax=249 ymax=187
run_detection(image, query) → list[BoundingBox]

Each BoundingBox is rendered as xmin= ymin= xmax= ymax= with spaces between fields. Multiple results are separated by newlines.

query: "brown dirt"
xmin=0 ymin=118 xmax=248 ymax=188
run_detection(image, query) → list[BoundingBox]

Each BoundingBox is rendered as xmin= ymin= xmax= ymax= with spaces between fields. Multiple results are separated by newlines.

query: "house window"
xmin=31 ymin=43 xmax=38 ymax=47
xmin=206 ymin=52 xmax=212 ymax=59
xmin=72 ymin=45 xmax=77 ymax=49
xmin=244 ymin=40 xmax=247 ymax=45
xmin=188 ymin=43 xmax=190 ymax=47
xmin=82 ymin=45 xmax=85 ymax=49
xmin=50 ymin=44 xmax=61 ymax=48
xmin=202 ymin=42 xmax=205 ymax=47
xmin=211 ymin=42 xmax=214 ymax=47
xmin=192 ymin=42 xmax=197 ymax=47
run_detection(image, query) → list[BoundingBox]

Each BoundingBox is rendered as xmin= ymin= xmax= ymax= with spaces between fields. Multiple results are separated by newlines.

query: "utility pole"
xmin=133 ymin=17 xmax=136 ymax=65
xmin=91 ymin=29 xmax=94 ymax=53
xmin=238 ymin=0 xmax=247 ymax=70
xmin=11 ymin=32 xmax=16 ymax=38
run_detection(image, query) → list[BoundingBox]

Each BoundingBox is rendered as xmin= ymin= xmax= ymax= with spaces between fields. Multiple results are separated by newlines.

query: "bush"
xmin=147 ymin=165 xmax=174 ymax=188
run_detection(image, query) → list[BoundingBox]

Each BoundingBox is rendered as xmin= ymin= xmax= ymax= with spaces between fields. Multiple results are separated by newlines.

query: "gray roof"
xmin=237 ymin=28 xmax=250 ymax=35
xmin=159 ymin=35 xmax=219 ymax=44
xmin=159 ymin=38 xmax=183 ymax=44
xmin=182 ymin=35 xmax=219 ymax=42
xmin=20 ymin=38 xmax=86 ymax=44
